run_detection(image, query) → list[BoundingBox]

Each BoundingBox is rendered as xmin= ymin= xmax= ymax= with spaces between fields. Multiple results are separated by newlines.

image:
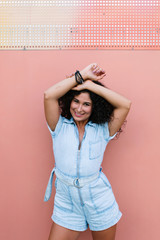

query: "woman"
xmin=44 ymin=63 xmax=131 ymax=240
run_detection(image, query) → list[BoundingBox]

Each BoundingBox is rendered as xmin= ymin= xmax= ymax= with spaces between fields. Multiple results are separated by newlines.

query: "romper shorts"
xmin=52 ymin=170 xmax=122 ymax=231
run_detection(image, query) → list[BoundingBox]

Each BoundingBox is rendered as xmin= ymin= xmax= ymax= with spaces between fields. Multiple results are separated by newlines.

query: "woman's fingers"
xmin=72 ymin=85 xmax=83 ymax=91
xmin=97 ymin=68 xmax=105 ymax=75
xmin=91 ymin=63 xmax=98 ymax=70
xmin=92 ymin=65 xmax=99 ymax=73
xmin=93 ymin=66 xmax=105 ymax=76
xmin=72 ymin=86 xmax=78 ymax=90
xmin=96 ymin=73 xmax=106 ymax=80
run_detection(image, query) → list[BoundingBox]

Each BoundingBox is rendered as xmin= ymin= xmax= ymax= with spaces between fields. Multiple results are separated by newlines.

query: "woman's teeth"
xmin=75 ymin=112 xmax=83 ymax=116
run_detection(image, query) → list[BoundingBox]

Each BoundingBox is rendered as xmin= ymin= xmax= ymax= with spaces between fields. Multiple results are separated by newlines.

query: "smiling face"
xmin=70 ymin=92 xmax=93 ymax=124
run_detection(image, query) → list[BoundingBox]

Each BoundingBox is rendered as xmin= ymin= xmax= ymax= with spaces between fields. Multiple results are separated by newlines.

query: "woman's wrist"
xmin=75 ymin=71 xmax=84 ymax=84
xmin=82 ymin=80 xmax=94 ymax=90
xmin=79 ymin=70 xmax=88 ymax=81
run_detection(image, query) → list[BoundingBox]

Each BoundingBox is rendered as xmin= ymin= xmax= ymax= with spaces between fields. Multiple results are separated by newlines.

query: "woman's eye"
xmin=84 ymin=103 xmax=90 ymax=106
xmin=73 ymin=99 xmax=79 ymax=103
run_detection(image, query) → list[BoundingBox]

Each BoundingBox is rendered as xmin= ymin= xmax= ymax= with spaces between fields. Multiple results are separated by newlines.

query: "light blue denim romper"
xmin=44 ymin=115 xmax=122 ymax=231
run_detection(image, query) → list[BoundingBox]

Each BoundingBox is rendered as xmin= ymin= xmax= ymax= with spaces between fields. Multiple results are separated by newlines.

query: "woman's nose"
xmin=77 ymin=104 xmax=82 ymax=112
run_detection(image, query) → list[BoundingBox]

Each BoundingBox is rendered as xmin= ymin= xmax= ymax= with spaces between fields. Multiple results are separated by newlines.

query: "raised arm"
xmin=44 ymin=63 xmax=106 ymax=131
xmin=72 ymin=70 xmax=131 ymax=136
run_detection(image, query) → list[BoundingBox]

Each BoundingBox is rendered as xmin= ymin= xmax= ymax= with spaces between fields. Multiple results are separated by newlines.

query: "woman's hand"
xmin=66 ymin=63 xmax=106 ymax=81
xmin=80 ymin=63 xmax=106 ymax=81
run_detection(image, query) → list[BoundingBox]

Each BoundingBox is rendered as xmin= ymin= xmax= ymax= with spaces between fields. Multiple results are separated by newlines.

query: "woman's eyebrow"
xmin=73 ymin=97 xmax=79 ymax=100
xmin=84 ymin=101 xmax=92 ymax=104
xmin=74 ymin=97 xmax=92 ymax=104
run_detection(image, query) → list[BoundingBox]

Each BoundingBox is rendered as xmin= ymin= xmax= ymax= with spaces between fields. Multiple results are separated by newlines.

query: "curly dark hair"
xmin=58 ymin=81 xmax=115 ymax=124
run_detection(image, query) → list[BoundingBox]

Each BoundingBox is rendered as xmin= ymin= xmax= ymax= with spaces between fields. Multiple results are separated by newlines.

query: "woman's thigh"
xmin=91 ymin=224 xmax=117 ymax=240
xmin=48 ymin=222 xmax=81 ymax=240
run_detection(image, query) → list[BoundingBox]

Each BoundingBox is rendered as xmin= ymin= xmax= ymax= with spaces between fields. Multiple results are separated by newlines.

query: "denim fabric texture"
xmin=44 ymin=115 xmax=122 ymax=231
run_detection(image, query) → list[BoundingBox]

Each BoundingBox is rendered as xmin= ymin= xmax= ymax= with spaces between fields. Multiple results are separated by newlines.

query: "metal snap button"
xmin=73 ymin=178 xmax=81 ymax=188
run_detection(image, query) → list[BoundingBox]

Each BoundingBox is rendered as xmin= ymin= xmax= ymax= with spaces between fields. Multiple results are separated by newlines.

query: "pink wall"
xmin=0 ymin=50 xmax=160 ymax=240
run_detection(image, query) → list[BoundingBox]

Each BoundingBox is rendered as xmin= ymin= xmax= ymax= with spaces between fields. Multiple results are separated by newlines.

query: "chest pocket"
xmin=89 ymin=140 xmax=102 ymax=160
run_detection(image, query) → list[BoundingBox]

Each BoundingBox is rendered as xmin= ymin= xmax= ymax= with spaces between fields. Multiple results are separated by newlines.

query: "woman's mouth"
xmin=74 ymin=112 xmax=84 ymax=117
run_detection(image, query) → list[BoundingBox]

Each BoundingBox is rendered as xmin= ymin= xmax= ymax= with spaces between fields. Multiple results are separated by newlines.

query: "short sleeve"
xmin=103 ymin=122 xmax=117 ymax=142
xmin=46 ymin=115 xmax=64 ymax=138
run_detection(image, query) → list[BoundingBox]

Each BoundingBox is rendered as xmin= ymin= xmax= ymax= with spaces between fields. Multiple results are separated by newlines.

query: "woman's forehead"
xmin=74 ymin=92 xmax=92 ymax=102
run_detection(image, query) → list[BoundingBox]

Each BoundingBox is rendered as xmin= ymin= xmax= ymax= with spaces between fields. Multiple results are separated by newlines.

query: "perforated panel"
xmin=0 ymin=0 xmax=160 ymax=49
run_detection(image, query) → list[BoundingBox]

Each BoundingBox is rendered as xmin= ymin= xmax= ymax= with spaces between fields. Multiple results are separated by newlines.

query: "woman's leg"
xmin=48 ymin=222 xmax=81 ymax=240
xmin=91 ymin=224 xmax=117 ymax=240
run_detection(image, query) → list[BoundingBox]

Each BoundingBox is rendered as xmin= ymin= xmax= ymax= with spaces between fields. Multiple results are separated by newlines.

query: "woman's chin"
xmin=73 ymin=116 xmax=83 ymax=121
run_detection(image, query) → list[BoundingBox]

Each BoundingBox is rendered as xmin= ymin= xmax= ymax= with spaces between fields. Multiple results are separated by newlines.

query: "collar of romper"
xmin=63 ymin=117 xmax=97 ymax=128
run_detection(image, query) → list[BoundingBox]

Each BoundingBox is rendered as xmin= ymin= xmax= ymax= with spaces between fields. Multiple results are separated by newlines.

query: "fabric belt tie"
xmin=44 ymin=167 xmax=102 ymax=202
xmin=44 ymin=167 xmax=56 ymax=202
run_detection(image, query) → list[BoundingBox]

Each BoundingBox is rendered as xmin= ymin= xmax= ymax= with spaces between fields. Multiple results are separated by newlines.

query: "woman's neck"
xmin=74 ymin=119 xmax=88 ymax=129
